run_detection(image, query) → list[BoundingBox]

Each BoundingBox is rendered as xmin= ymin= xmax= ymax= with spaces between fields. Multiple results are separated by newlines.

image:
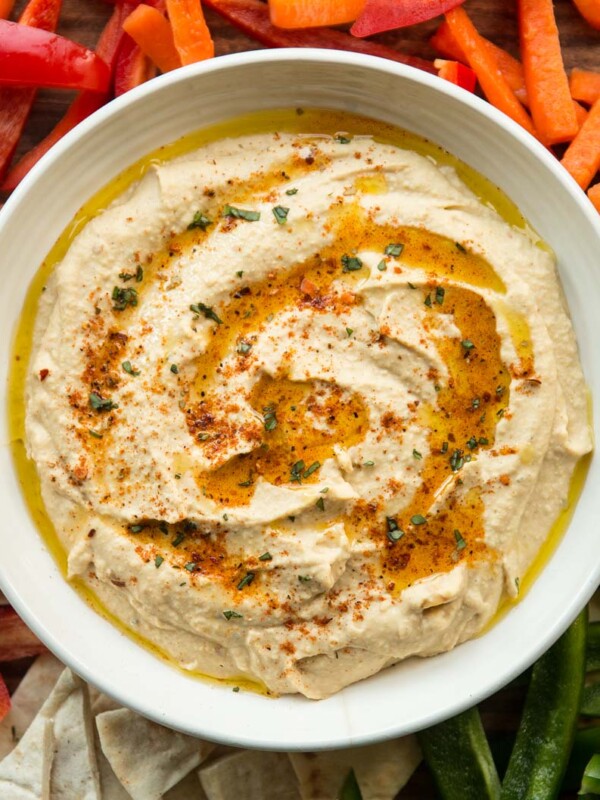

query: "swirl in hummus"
xmin=25 ymin=128 xmax=592 ymax=699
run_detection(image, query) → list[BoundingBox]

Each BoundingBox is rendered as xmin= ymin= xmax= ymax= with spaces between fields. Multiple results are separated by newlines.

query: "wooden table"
xmin=3 ymin=1 xmax=599 ymax=797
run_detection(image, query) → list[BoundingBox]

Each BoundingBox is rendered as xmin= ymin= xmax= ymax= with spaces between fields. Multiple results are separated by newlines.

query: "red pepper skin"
xmin=0 ymin=20 xmax=111 ymax=91
xmin=203 ymin=0 xmax=434 ymax=73
xmin=0 ymin=0 xmax=61 ymax=182
xmin=113 ymin=1 xmax=158 ymax=97
xmin=436 ymin=59 xmax=477 ymax=92
xmin=351 ymin=0 xmax=466 ymax=37
xmin=0 ymin=673 xmax=9 ymax=723
xmin=3 ymin=3 xmax=125 ymax=190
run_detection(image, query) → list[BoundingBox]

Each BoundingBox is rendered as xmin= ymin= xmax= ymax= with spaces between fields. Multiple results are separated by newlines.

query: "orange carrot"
xmin=570 ymin=68 xmax=600 ymax=106
xmin=123 ymin=4 xmax=181 ymax=72
xmin=431 ymin=21 xmax=527 ymax=103
xmin=561 ymin=99 xmax=600 ymax=190
xmin=572 ymin=0 xmax=600 ymax=29
xmin=588 ymin=183 xmax=600 ymax=212
xmin=444 ymin=7 xmax=537 ymax=138
xmin=0 ymin=0 xmax=15 ymax=19
xmin=518 ymin=0 xmax=578 ymax=144
xmin=574 ymin=101 xmax=589 ymax=127
xmin=166 ymin=0 xmax=214 ymax=64
xmin=269 ymin=0 xmax=365 ymax=28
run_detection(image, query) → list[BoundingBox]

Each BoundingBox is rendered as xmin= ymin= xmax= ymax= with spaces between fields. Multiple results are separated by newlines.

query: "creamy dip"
xmin=24 ymin=123 xmax=592 ymax=698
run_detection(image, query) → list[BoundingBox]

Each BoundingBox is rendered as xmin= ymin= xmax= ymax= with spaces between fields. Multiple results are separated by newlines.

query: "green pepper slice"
xmin=418 ymin=706 xmax=501 ymax=799
xmin=501 ymin=609 xmax=588 ymax=799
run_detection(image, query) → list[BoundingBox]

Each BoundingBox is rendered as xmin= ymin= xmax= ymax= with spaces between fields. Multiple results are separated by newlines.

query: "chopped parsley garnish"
xmin=424 ymin=293 xmax=432 ymax=307
xmin=290 ymin=460 xmax=305 ymax=483
xmin=385 ymin=243 xmax=404 ymax=257
xmin=237 ymin=270 xmax=244 ymax=278
xmin=454 ymin=529 xmax=467 ymax=550
xmin=155 ymin=555 xmax=164 ymax=568
xmin=263 ymin=405 xmax=277 ymax=431
xmin=185 ymin=562 xmax=198 ymax=572
xmin=410 ymin=514 xmax=427 ymax=525
xmin=466 ymin=436 xmax=478 ymax=450
xmin=461 ymin=339 xmax=475 ymax=350
xmin=223 ymin=610 xmax=243 ymax=620
xmin=135 ymin=265 xmax=143 ymax=282
xmin=435 ymin=286 xmax=445 ymax=305
xmin=170 ymin=363 xmax=179 ymax=374
xmin=188 ymin=211 xmax=213 ymax=230
xmin=497 ymin=408 xmax=505 ymax=418
xmin=441 ymin=441 xmax=449 ymax=454
xmin=316 ymin=497 xmax=325 ymax=512
xmin=341 ymin=254 xmax=363 ymax=272
xmin=190 ymin=302 xmax=223 ymax=325
xmin=237 ymin=572 xmax=255 ymax=590
xmin=471 ymin=397 xmax=481 ymax=409
xmin=456 ymin=242 xmax=467 ymax=253
xmin=238 ymin=474 xmax=254 ymax=487
xmin=303 ymin=461 xmax=321 ymax=478
xmin=272 ymin=206 xmax=289 ymax=225
xmin=377 ymin=260 xmax=387 ymax=272
xmin=386 ymin=517 xmax=405 ymax=543
xmin=237 ymin=341 xmax=252 ymax=355
xmin=408 ymin=282 xmax=417 ymax=289
xmin=335 ymin=135 xmax=351 ymax=144
xmin=298 ymin=574 xmax=312 ymax=582
xmin=172 ymin=533 xmax=185 ymax=547
xmin=450 ymin=449 xmax=464 ymax=471
xmin=89 ymin=429 xmax=103 ymax=439
xmin=479 ymin=437 xmax=489 ymax=446
xmin=130 ymin=524 xmax=144 ymax=534
xmin=413 ymin=449 xmax=422 ymax=460
xmin=346 ymin=328 xmax=353 ymax=337
xmin=286 ymin=188 xmax=299 ymax=196
xmin=223 ymin=205 xmax=261 ymax=222
xmin=122 ymin=361 xmax=140 ymax=376
xmin=259 ymin=552 xmax=272 ymax=562
xmin=89 ymin=392 xmax=117 ymax=412
xmin=112 ymin=286 xmax=138 ymax=311
xmin=496 ymin=385 xmax=505 ymax=396
xmin=363 ymin=460 xmax=375 ymax=467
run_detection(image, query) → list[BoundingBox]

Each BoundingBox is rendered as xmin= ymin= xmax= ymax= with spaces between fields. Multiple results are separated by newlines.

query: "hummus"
xmin=25 ymin=127 xmax=592 ymax=699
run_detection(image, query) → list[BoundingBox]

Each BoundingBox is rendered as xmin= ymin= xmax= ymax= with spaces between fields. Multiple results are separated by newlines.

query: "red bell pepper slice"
xmin=0 ymin=20 xmax=110 ymax=91
xmin=0 ymin=673 xmax=10 ymax=723
xmin=203 ymin=0 xmax=434 ymax=73
xmin=0 ymin=0 xmax=61 ymax=182
xmin=2 ymin=3 xmax=130 ymax=190
xmin=351 ymin=0 xmax=466 ymax=37
xmin=435 ymin=59 xmax=477 ymax=92
xmin=114 ymin=29 xmax=157 ymax=95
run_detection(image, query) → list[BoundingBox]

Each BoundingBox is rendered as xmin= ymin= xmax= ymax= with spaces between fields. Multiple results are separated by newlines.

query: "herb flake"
xmin=223 ymin=205 xmax=260 ymax=222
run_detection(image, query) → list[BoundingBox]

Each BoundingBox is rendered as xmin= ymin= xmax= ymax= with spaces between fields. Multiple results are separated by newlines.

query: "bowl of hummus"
xmin=1 ymin=49 xmax=599 ymax=750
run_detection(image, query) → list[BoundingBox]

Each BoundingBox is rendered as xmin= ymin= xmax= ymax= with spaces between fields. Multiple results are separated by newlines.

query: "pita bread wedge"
xmin=164 ymin=768 xmax=209 ymax=800
xmin=0 ymin=653 xmax=64 ymax=760
xmin=0 ymin=714 xmax=54 ymax=799
xmin=199 ymin=750 xmax=301 ymax=800
xmin=97 ymin=708 xmax=215 ymax=800
xmin=47 ymin=668 xmax=101 ymax=800
xmin=89 ymin=695 xmax=131 ymax=800
xmin=289 ymin=737 xmax=422 ymax=800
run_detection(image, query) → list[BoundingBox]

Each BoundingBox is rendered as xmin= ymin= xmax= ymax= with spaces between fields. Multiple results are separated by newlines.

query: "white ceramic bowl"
xmin=1 ymin=49 xmax=600 ymax=751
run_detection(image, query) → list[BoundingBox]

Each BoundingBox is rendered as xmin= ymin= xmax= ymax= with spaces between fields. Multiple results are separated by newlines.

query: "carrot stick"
xmin=431 ymin=21 xmax=527 ymax=103
xmin=166 ymin=0 xmax=214 ymax=64
xmin=572 ymin=0 xmax=600 ymax=29
xmin=123 ymin=4 xmax=181 ymax=72
xmin=561 ymin=99 xmax=600 ymax=190
xmin=517 ymin=0 xmax=578 ymax=144
xmin=588 ymin=183 xmax=600 ymax=212
xmin=269 ymin=0 xmax=365 ymax=28
xmin=444 ymin=7 xmax=538 ymax=138
xmin=570 ymin=68 xmax=600 ymax=106
xmin=0 ymin=0 xmax=15 ymax=19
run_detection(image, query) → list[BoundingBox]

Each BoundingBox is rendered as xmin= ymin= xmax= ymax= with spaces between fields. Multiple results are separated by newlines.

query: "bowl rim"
xmin=1 ymin=47 xmax=599 ymax=751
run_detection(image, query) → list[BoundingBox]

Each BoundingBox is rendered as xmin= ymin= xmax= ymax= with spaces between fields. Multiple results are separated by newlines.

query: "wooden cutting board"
xmin=3 ymin=2 xmax=598 ymax=797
